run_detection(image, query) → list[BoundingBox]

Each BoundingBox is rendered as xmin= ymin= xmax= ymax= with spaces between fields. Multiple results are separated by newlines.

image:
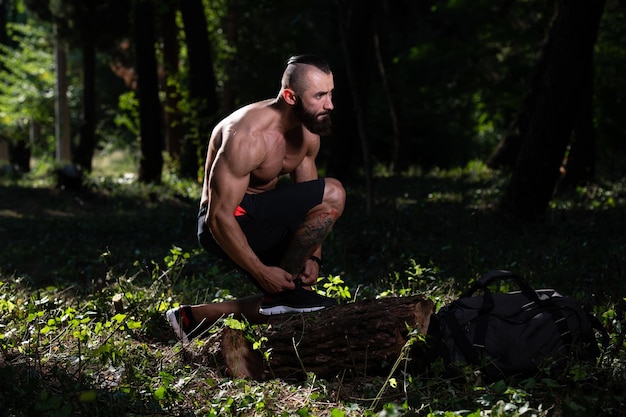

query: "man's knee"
xmin=323 ymin=177 xmax=346 ymax=215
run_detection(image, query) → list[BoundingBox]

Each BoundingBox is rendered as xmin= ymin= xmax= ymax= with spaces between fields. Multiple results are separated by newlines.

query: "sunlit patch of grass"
xmin=92 ymin=147 xmax=139 ymax=178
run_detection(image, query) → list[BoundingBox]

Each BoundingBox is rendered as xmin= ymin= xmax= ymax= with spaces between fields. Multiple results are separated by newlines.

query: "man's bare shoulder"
xmin=210 ymin=100 xmax=280 ymax=161
xmin=213 ymin=102 xmax=285 ymax=160
xmin=218 ymin=99 xmax=276 ymax=133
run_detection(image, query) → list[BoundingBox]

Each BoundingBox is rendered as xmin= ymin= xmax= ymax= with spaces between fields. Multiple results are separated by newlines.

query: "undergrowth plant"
xmin=1 ymin=166 xmax=625 ymax=416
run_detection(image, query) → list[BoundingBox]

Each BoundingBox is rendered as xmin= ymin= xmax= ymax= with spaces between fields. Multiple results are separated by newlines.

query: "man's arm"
xmin=207 ymin=130 xmax=296 ymax=293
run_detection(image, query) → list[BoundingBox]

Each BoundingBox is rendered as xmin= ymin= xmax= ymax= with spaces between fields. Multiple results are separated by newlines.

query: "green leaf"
xmin=154 ymin=385 xmax=167 ymax=400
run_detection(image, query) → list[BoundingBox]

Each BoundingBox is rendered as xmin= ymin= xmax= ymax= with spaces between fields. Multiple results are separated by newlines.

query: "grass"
xmin=0 ymin=160 xmax=625 ymax=416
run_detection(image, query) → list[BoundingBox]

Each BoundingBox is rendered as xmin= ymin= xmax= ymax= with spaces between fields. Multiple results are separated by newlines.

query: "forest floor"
xmin=0 ymin=166 xmax=625 ymax=416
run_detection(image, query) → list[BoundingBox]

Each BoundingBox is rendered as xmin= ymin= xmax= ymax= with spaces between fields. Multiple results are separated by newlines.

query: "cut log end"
xmin=220 ymin=327 xmax=264 ymax=378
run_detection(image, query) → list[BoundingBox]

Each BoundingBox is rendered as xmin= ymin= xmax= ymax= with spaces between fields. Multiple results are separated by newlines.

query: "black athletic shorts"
xmin=197 ymin=178 xmax=325 ymax=268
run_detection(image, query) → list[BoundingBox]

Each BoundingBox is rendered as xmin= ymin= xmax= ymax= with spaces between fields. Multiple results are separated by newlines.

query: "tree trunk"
xmin=0 ymin=0 xmax=7 ymax=60
xmin=160 ymin=0 xmax=184 ymax=160
xmin=559 ymin=42 xmax=596 ymax=188
xmin=54 ymin=23 xmax=71 ymax=165
xmin=499 ymin=0 xmax=606 ymax=220
xmin=0 ymin=139 xmax=9 ymax=168
xmin=134 ymin=0 xmax=164 ymax=184
xmin=220 ymin=0 xmax=239 ymax=115
xmin=186 ymin=296 xmax=434 ymax=381
xmin=75 ymin=35 xmax=96 ymax=172
xmin=9 ymin=139 xmax=31 ymax=173
xmin=179 ymin=0 xmax=218 ymax=179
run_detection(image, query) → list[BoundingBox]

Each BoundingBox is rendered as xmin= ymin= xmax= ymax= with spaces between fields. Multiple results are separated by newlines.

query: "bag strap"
xmin=441 ymin=311 xmax=482 ymax=365
xmin=461 ymin=270 xmax=542 ymax=313
xmin=548 ymin=306 xmax=608 ymax=358
xmin=546 ymin=306 xmax=574 ymax=346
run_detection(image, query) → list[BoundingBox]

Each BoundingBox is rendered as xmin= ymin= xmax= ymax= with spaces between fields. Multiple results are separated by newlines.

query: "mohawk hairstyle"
xmin=285 ymin=54 xmax=331 ymax=74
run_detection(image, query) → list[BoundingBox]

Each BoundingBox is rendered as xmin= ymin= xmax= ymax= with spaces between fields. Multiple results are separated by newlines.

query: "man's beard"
xmin=294 ymin=99 xmax=333 ymax=136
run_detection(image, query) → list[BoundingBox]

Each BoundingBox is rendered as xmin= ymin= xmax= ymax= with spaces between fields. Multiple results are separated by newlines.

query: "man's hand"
xmin=259 ymin=266 xmax=297 ymax=293
xmin=298 ymin=258 xmax=321 ymax=286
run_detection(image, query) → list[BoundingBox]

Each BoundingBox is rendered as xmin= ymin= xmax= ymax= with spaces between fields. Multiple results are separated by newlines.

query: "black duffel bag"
xmin=427 ymin=270 xmax=608 ymax=380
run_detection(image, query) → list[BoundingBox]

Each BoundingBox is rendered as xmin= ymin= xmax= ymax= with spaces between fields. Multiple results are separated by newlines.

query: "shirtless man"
xmin=166 ymin=55 xmax=346 ymax=342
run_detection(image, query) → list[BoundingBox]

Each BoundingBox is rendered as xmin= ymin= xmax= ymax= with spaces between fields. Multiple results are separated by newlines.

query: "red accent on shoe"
xmin=180 ymin=308 xmax=190 ymax=328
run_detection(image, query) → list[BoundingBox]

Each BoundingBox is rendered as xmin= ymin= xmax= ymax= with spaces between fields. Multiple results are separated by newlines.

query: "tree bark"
xmin=187 ymin=296 xmax=434 ymax=381
xmin=559 ymin=41 xmax=596 ymax=188
xmin=54 ymin=22 xmax=71 ymax=165
xmin=75 ymin=33 xmax=96 ymax=172
xmin=499 ymin=0 xmax=606 ymax=220
xmin=160 ymin=0 xmax=184 ymax=160
xmin=9 ymin=139 xmax=31 ymax=173
xmin=220 ymin=0 xmax=239 ymax=115
xmin=179 ymin=0 xmax=218 ymax=179
xmin=134 ymin=0 xmax=164 ymax=183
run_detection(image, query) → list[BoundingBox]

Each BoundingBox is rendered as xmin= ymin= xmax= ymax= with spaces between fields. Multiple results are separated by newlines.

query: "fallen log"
xmin=211 ymin=295 xmax=434 ymax=380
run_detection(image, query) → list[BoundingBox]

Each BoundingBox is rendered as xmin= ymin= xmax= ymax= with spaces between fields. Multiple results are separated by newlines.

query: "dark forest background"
xmin=1 ymin=0 xmax=624 ymax=221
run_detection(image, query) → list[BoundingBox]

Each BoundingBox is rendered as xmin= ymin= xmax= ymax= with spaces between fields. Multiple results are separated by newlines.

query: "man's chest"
xmin=253 ymin=146 xmax=307 ymax=180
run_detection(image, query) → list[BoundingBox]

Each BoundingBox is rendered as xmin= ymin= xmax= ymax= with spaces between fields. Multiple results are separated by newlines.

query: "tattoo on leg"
xmin=280 ymin=210 xmax=337 ymax=274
